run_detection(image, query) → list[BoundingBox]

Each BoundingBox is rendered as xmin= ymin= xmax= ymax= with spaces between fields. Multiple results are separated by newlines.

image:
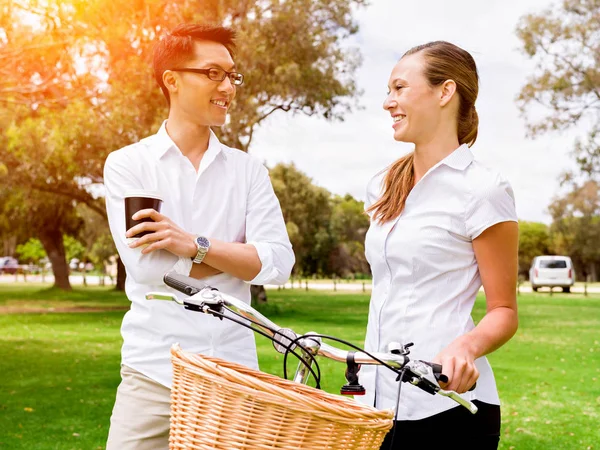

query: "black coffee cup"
xmin=124 ymin=190 xmax=164 ymax=239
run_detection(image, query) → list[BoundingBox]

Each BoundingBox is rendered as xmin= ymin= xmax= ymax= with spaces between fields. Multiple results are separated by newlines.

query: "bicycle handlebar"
xmin=145 ymin=271 xmax=478 ymax=414
xmin=156 ymin=272 xmax=412 ymax=366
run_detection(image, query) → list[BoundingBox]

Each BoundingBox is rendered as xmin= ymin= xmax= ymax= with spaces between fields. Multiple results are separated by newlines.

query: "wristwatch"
xmin=192 ymin=235 xmax=211 ymax=264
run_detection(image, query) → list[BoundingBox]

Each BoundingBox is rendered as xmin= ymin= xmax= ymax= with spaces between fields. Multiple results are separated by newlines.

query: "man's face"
xmin=168 ymin=40 xmax=237 ymax=127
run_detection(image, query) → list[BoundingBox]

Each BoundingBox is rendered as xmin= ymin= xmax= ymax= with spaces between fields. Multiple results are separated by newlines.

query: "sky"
xmin=248 ymin=0 xmax=584 ymax=224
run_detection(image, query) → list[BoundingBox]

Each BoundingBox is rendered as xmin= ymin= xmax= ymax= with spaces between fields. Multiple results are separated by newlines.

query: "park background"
xmin=1 ymin=0 xmax=599 ymax=449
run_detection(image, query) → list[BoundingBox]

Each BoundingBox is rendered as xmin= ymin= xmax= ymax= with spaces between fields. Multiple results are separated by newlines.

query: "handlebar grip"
xmin=164 ymin=271 xmax=207 ymax=296
xmin=432 ymin=364 xmax=449 ymax=384
xmin=431 ymin=363 xmax=443 ymax=374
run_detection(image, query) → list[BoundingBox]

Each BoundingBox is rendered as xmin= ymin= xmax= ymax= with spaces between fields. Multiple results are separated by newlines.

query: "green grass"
xmin=0 ymin=284 xmax=128 ymax=310
xmin=0 ymin=285 xmax=599 ymax=449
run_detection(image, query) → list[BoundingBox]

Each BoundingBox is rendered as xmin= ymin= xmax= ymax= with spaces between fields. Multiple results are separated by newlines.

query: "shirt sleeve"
xmin=465 ymin=173 xmax=518 ymax=240
xmin=103 ymin=151 xmax=192 ymax=286
xmin=245 ymin=162 xmax=295 ymax=285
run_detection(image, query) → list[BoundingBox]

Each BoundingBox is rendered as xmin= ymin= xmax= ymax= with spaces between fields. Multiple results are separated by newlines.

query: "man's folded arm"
xmin=103 ymin=153 xmax=191 ymax=285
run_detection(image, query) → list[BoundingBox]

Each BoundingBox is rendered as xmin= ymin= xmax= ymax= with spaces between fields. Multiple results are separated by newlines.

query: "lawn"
xmin=0 ymin=284 xmax=598 ymax=449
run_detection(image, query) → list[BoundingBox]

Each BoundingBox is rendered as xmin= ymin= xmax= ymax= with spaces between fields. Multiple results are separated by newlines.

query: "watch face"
xmin=196 ymin=236 xmax=210 ymax=248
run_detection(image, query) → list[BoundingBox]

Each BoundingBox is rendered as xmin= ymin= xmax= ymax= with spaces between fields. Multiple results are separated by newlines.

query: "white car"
xmin=529 ymin=255 xmax=575 ymax=293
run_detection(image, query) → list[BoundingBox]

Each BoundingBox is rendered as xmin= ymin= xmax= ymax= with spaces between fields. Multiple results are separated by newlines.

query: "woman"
xmin=357 ymin=41 xmax=519 ymax=449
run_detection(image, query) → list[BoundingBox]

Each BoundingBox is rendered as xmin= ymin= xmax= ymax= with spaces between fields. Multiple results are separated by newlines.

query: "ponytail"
xmin=366 ymin=153 xmax=415 ymax=224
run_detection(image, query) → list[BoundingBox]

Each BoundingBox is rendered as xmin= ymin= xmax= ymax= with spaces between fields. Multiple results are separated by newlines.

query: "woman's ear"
xmin=439 ymin=79 xmax=457 ymax=107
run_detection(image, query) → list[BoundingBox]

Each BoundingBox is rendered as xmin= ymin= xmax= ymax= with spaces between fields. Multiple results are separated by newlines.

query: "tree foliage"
xmin=270 ymin=163 xmax=369 ymax=277
xmin=516 ymin=0 xmax=600 ymax=179
xmin=16 ymin=238 xmax=46 ymax=264
xmin=518 ymin=221 xmax=551 ymax=276
xmin=517 ymin=1 xmax=600 ymax=281
xmin=548 ymin=180 xmax=600 ymax=280
xmin=0 ymin=188 xmax=83 ymax=289
xmin=0 ymin=0 xmax=366 ymax=290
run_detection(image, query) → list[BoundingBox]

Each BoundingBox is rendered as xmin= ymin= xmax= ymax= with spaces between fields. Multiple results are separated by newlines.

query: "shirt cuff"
xmin=172 ymin=256 xmax=193 ymax=277
xmin=246 ymin=241 xmax=277 ymax=285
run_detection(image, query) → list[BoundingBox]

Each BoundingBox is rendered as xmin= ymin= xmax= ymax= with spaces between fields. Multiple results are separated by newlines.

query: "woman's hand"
xmin=126 ymin=209 xmax=197 ymax=258
xmin=433 ymin=336 xmax=479 ymax=394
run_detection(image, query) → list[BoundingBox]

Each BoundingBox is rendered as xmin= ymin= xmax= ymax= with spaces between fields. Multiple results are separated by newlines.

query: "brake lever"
xmin=145 ymin=292 xmax=183 ymax=304
xmin=145 ymin=290 xmax=224 ymax=315
xmin=437 ymin=389 xmax=479 ymax=414
xmin=404 ymin=361 xmax=479 ymax=414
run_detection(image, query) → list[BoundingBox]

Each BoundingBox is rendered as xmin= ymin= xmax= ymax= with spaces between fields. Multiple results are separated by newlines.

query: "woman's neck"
xmin=413 ymin=133 xmax=460 ymax=183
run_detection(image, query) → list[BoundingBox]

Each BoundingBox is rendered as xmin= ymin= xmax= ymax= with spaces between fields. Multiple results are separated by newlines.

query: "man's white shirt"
xmin=104 ymin=122 xmax=294 ymax=387
xmin=355 ymin=144 xmax=517 ymax=420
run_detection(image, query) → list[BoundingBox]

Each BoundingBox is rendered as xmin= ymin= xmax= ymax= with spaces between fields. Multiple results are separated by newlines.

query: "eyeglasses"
xmin=170 ymin=68 xmax=244 ymax=86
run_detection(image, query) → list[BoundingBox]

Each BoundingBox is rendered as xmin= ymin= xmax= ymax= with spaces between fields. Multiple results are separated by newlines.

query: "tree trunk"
xmin=38 ymin=228 xmax=71 ymax=291
xmin=589 ymin=263 xmax=597 ymax=282
xmin=3 ymin=235 xmax=17 ymax=256
xmin=116 ymin=256 xmax=126 ymax=291
xmin=250 ymin=285 xmax=267 ymax=306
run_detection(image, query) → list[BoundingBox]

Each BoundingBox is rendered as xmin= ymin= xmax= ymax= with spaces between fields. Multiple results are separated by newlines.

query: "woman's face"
xmin=383 ymin=53 xmax=443 ymax=144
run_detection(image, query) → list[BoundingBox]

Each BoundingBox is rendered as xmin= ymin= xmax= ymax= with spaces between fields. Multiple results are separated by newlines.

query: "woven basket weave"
xmin=170 ymin=344 xmax=394 ymax=449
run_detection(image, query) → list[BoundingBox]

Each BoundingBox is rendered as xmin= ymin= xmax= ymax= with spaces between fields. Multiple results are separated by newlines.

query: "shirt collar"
xmin=440 ymin=144 xmax=474 ymax=171
xmin=152 ymin=121 xmax=226 ymax=162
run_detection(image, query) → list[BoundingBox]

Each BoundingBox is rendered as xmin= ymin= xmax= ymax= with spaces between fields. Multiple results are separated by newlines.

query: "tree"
xmin=0 ymin=188 xmax=83 ymax=290
xmin=76 ymin=203 xmax=117 ymax=285
xmin=516 ymin=0 xmax=600 ymax=180
xmin=270 ymin=163 xmax=333 ymax=275
xmin=518 ymin=221 xmax=551 ymax=278
xmin=548 ymin=180 xmax=600 ymax=281
xmin=214 ymin=0 xmax=365 ymax=151
xmin=16 ymin=238 xmax=46 ymax=264
xmin=0 ymin=0 xmax=366 ymax=291
xmin=90 ymin=234 xmax=118 ymax=284
xmin=76 ymin=203 xmax=116 ymax=257
xmin=0 ymin=0 xmax=97 ymax=107
xmin=0 ymin=185 xmax=29 ymax=257
xmin=2 ymin=0 xmax=365 ymax=191
xmin=328 ymin=194 xmax=370 ymax=277
xmin=0 ymin=106 xmax=90 ymax=290
xmin=269 ymin=164 xmax=370 ymax=278
xmin=64 ymin=235 xmax=85 ymax=265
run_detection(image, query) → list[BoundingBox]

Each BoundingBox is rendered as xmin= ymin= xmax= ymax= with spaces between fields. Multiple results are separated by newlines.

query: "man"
xmin=103 ymin=23 xmax=294 ymax=449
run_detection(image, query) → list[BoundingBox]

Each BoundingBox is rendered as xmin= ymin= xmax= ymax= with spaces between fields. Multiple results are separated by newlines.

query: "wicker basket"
xmin=170 ymin=344 xmax=394 ymax=449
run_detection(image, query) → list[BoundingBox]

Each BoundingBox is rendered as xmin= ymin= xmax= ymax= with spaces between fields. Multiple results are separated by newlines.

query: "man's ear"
xmin=163 ymin=70 xmax=178 ymax=95
xmin=439 ymin=79 xmax=457 ymax=107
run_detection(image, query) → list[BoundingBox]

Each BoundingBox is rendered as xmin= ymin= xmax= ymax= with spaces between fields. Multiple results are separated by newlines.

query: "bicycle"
xmin=146 ymin=271 xmax=478 ymax=449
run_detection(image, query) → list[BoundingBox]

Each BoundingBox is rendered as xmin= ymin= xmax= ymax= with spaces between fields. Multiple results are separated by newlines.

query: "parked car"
xmin=0 ymin=256 xmax=19 ymax=275
xmin=529 ymin=255 xmax=575 ymax=293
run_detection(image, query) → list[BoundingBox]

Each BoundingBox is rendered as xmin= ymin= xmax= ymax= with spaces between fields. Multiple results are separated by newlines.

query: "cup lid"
xmin=123 ymin=190 xmax=164 ymax=201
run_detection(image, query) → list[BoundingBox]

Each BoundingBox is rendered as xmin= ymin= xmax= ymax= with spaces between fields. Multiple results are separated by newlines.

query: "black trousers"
xmin=379 ymin=401 xmax=501 ymax=450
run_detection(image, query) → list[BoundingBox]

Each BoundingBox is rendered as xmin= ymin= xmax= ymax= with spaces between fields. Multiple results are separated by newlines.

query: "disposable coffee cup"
xmin=124 ymin=190 xmax=164 ymax=242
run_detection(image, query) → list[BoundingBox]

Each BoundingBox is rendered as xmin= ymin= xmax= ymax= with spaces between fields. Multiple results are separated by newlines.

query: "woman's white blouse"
xmin=356 ymin=144 xmax=517 ymax=420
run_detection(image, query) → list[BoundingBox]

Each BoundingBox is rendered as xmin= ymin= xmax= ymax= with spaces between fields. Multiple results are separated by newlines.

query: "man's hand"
xmin=126 ymin=209 xmax=197 ymax=258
